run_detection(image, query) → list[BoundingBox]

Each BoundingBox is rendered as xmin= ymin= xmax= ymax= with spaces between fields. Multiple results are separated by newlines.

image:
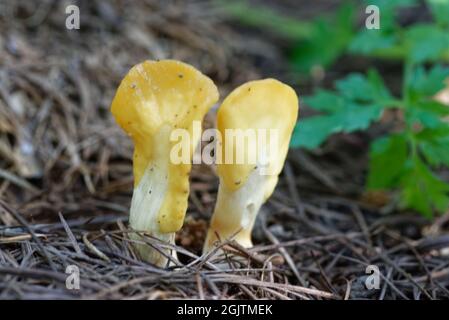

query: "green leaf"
xmin=404 ymin=24 xmax=449 ymax=63
xmin=366 ymin=128 xmax=449 ymax=217
xmin=338 ymin=103 xmax=384 ymax=131
xmin=291 ymin=102 xmax=384 ymax=149
xmin=406 ymin=102 xmax=449 ymax=129
xmin=416 ymin=123 xmax=449 ymax=140
xmin=291 ymin=104 xmax=383 ymax=149
xmin=336 ymin=70 xmax=391 ymax=102
xmin=400 ymin=158 xmax=449 ymax=217
xmin=367 ymin=134 xmax=408 ymax=189
xmin=408 ymin=65 xmax=449 ymax=99
xmin=417 ymin=124 xmax=449 ymax=166
xmin=290 ymin=116 xmax=336 ymax=149
xmin=426 ymin=0 xmax=449 ymax=26
xmin=303 ymin=90 xmax=344 ymax=113
xmin=420 ymin=138 xmax=449 ymax=167
xmin=417 ymin=101 xmax=449 ymax=117
xmin=336 ymin=74 xmax=376 ymax=101
xmin=291 ymin=71 xmax=389 ymax=149
xmin=349 ymin=30 xmax=396 ymax=55
xmin=406 ymin=66 xmax=449 ymax=130
xmin=289 ymin=4 xmax=355 ymax=72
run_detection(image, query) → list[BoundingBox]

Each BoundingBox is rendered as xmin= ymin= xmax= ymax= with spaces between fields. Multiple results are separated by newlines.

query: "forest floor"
xmin=0 ymin=0 xmax=448 ymax=299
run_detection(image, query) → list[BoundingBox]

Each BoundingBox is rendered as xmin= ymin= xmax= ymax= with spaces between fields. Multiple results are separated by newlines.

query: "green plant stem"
xmin=215 ymin=0 xmax=311 ymax=40
xmin=402 ymin=59 xmax=420 ymax=164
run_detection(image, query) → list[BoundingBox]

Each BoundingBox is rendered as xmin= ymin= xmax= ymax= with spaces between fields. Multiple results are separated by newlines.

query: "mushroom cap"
xmin=111 ymin=60 xmax=219 ymax=184
xmin=216 ymin=79 xmax=299 ymax=198
xmin=111 ymin=60 xmax=219 ymax=232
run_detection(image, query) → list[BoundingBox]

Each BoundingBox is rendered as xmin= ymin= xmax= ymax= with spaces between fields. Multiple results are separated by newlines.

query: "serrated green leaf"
xmin=404 ymin=24 xmax=449 ymax=63
xmin=339 ymin=103 xmax=384 ymax=131
xmin=349 ymin=30 xmax=396 ymax=55
xmin=291 ymin=72 xmax=389 ymax=149
xmin=408 ymin=65 xmax=449 ymax=98
xmin=291 ymin=103 xmax=383 ymax=149
xmin=406 ymin=105 xmax=446 ymax=129
xmin=400 ymin=158 xmax=449 ymax=217
xmin=336 ymin=70 xmax=391 ymax=102
xmin=302 ymin=90 xmax=344 ymax=113
xmin=336 ymin=74 xmax=376 ymax=101
xmin=417 ymin=101 xmax=449 ymax=117
xmin=367 ymin=134 xmax=408 ymax=189
xmin=290 ymin=116 xmax=336 ymax=149
xmin=417 ymin=124 xmax=449 ymax=166
xmin=420 ymin=139 xmax=449 ymax=167
xmin=416 ymin=123 xmax=449 ymax=140
xmin=289 ymin=4 xmax=355 ymax=72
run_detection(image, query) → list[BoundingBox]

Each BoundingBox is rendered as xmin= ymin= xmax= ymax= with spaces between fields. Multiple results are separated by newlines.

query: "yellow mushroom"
xmin=111 ymin=60 xmax=219 ymax=266
xmin=203 ymin=79 xmax=299 ymax=253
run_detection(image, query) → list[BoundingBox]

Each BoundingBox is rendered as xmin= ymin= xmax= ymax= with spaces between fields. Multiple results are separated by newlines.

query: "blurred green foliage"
xmin=218 ymin=0 xmax=356 ymax=72
xmin=384 ymin=65 xmax=449 ymax=217
xmin=289 ymin=4 xmax=355 ymax=72
xmin=216 ymin=0 xmax=311 ymax=40
xmin=349 ymin=0 xmax=449 ymax=63
xmin=292 ymin=0 xmax=449 ymax=217
xmin=222 ymin=0 xmax=449 ymax=217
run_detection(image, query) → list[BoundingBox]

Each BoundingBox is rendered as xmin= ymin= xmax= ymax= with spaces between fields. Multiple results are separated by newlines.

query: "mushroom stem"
xmin=204 ymin=168 xmax=268 ymax=251
xmin=129 ymin=125 xmax=176 ymax=266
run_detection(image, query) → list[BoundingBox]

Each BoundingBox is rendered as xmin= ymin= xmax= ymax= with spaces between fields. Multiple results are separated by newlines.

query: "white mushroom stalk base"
xmin=129 ymin=159 xmax=176 ymax=267
xmin=203 ymin=169 xmax=268 ymax=253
